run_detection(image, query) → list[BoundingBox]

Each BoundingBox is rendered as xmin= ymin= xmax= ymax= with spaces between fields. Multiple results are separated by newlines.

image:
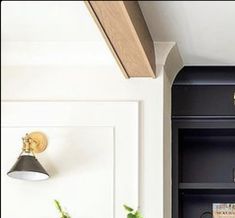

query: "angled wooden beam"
xmin=85 ymin=1 xmax=156 ymax=78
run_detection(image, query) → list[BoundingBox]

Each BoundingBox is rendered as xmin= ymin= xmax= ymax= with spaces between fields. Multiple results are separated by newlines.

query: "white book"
xmin=213 ymin=203 xmax=235 ymax=218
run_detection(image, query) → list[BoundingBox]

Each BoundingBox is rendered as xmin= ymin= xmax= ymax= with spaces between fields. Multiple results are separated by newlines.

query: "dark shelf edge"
xmin=172 ymin=116 xmax=235 ymax=119
xmin=179 ymin=183 xmax=235 ymax=190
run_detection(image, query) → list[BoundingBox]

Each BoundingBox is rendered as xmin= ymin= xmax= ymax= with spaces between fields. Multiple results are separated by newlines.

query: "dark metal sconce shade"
xmin=7 ymin=155 xmax=49 ymax=181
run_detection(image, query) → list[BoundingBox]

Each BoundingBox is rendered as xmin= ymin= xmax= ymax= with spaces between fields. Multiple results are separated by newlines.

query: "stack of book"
xmin=213 ymin=204 xmax=235 ymax=218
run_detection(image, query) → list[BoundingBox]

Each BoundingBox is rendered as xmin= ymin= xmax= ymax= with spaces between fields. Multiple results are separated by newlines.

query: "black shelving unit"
xmin=172 ymin=67 xmax=235 ymax=218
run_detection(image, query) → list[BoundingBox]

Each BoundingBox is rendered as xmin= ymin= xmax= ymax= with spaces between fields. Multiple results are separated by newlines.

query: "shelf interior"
xmin=177 ymin=128 xmax=235 ymax=217
xmin=179 ymin=128 xmax=235 ymax=183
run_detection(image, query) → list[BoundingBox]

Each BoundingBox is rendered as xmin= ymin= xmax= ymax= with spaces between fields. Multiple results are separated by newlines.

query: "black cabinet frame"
xmin=172 ymin=119 xmax=235 ymax=218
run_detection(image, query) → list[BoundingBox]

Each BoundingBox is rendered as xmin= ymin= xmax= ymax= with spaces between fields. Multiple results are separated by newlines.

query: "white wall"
xmin=1 ymin=63 xmax=164 ymax=218
xmin=2 ymin=101 xmax=140 ymax=218
xmin=2 ymin=46 xmax=182 ymax=218
xmin=1 ymin=2 xmax=183 ymax=218
xmin=2 ymin=127 xmax=114 ymax=218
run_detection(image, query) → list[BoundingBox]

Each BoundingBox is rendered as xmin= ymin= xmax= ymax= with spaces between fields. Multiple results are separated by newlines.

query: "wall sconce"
xmin=7 ymin=132 xmax=49 ymax=181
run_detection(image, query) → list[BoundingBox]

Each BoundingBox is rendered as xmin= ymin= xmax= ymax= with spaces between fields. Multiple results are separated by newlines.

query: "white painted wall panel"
xmin=2 ymin=101 xmax=139 ymax=218
xmin=2 ymin=127 xmax=113 ymax=218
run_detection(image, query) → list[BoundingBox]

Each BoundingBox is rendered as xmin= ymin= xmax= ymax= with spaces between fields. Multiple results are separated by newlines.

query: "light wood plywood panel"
xmin=86 ymin=1 xmax=156 ymax=78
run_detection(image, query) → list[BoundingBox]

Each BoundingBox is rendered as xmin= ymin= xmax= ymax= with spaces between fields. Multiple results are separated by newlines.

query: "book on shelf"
xmin=213 ymin=203 xmax=235 ymax=218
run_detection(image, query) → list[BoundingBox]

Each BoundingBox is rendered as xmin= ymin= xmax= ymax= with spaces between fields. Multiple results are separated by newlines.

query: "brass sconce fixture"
xmin=7 ymin=132 xmax=49 ymax=181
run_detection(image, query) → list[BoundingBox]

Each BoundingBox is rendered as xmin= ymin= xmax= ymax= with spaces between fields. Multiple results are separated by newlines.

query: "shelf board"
xmin=179 ymin=183 xmax=235 ymax=194
xmin=179 ymin=183 xmax=235 ymax=190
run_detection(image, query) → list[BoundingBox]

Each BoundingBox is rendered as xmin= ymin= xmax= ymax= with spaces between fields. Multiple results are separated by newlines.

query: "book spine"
xmin=233 ymin=168 xmax=235 ymax=183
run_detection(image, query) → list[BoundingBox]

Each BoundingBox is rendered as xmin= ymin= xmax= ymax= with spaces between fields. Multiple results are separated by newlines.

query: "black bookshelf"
xmin=172 ymin=66 xmax=235 ymax=218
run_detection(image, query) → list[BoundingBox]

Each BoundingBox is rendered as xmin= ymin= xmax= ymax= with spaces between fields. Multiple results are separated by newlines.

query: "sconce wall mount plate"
xmin=26 ymin=132 xmax=48 ymax=153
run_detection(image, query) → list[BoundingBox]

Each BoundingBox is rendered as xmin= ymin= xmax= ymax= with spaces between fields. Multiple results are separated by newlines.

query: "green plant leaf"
xmin=135 ymin=211 xmax=144 ymax=218
xmin=123 ymin=204 xmax=134 ymax=212
xmin=64 ymin=211 xmax=71 ymax=218
xmin=54 ymin=200 xmax=71 ymax=218
xmin=54 ymin=200 xmax=63 ymax=213
xmin=127 ymin=213 xmax=136 ymax=218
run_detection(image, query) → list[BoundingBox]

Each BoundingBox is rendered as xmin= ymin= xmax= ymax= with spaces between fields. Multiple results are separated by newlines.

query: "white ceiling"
xmin=1 ymin=1 xmax=116 ymax=67
xmin=139 ymin=1 xmax=235 ymax=65
xmin=2 ymin=1 xmax=101 ymax=42
xmin=2 ymin=1 xmax=235 ymax=67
